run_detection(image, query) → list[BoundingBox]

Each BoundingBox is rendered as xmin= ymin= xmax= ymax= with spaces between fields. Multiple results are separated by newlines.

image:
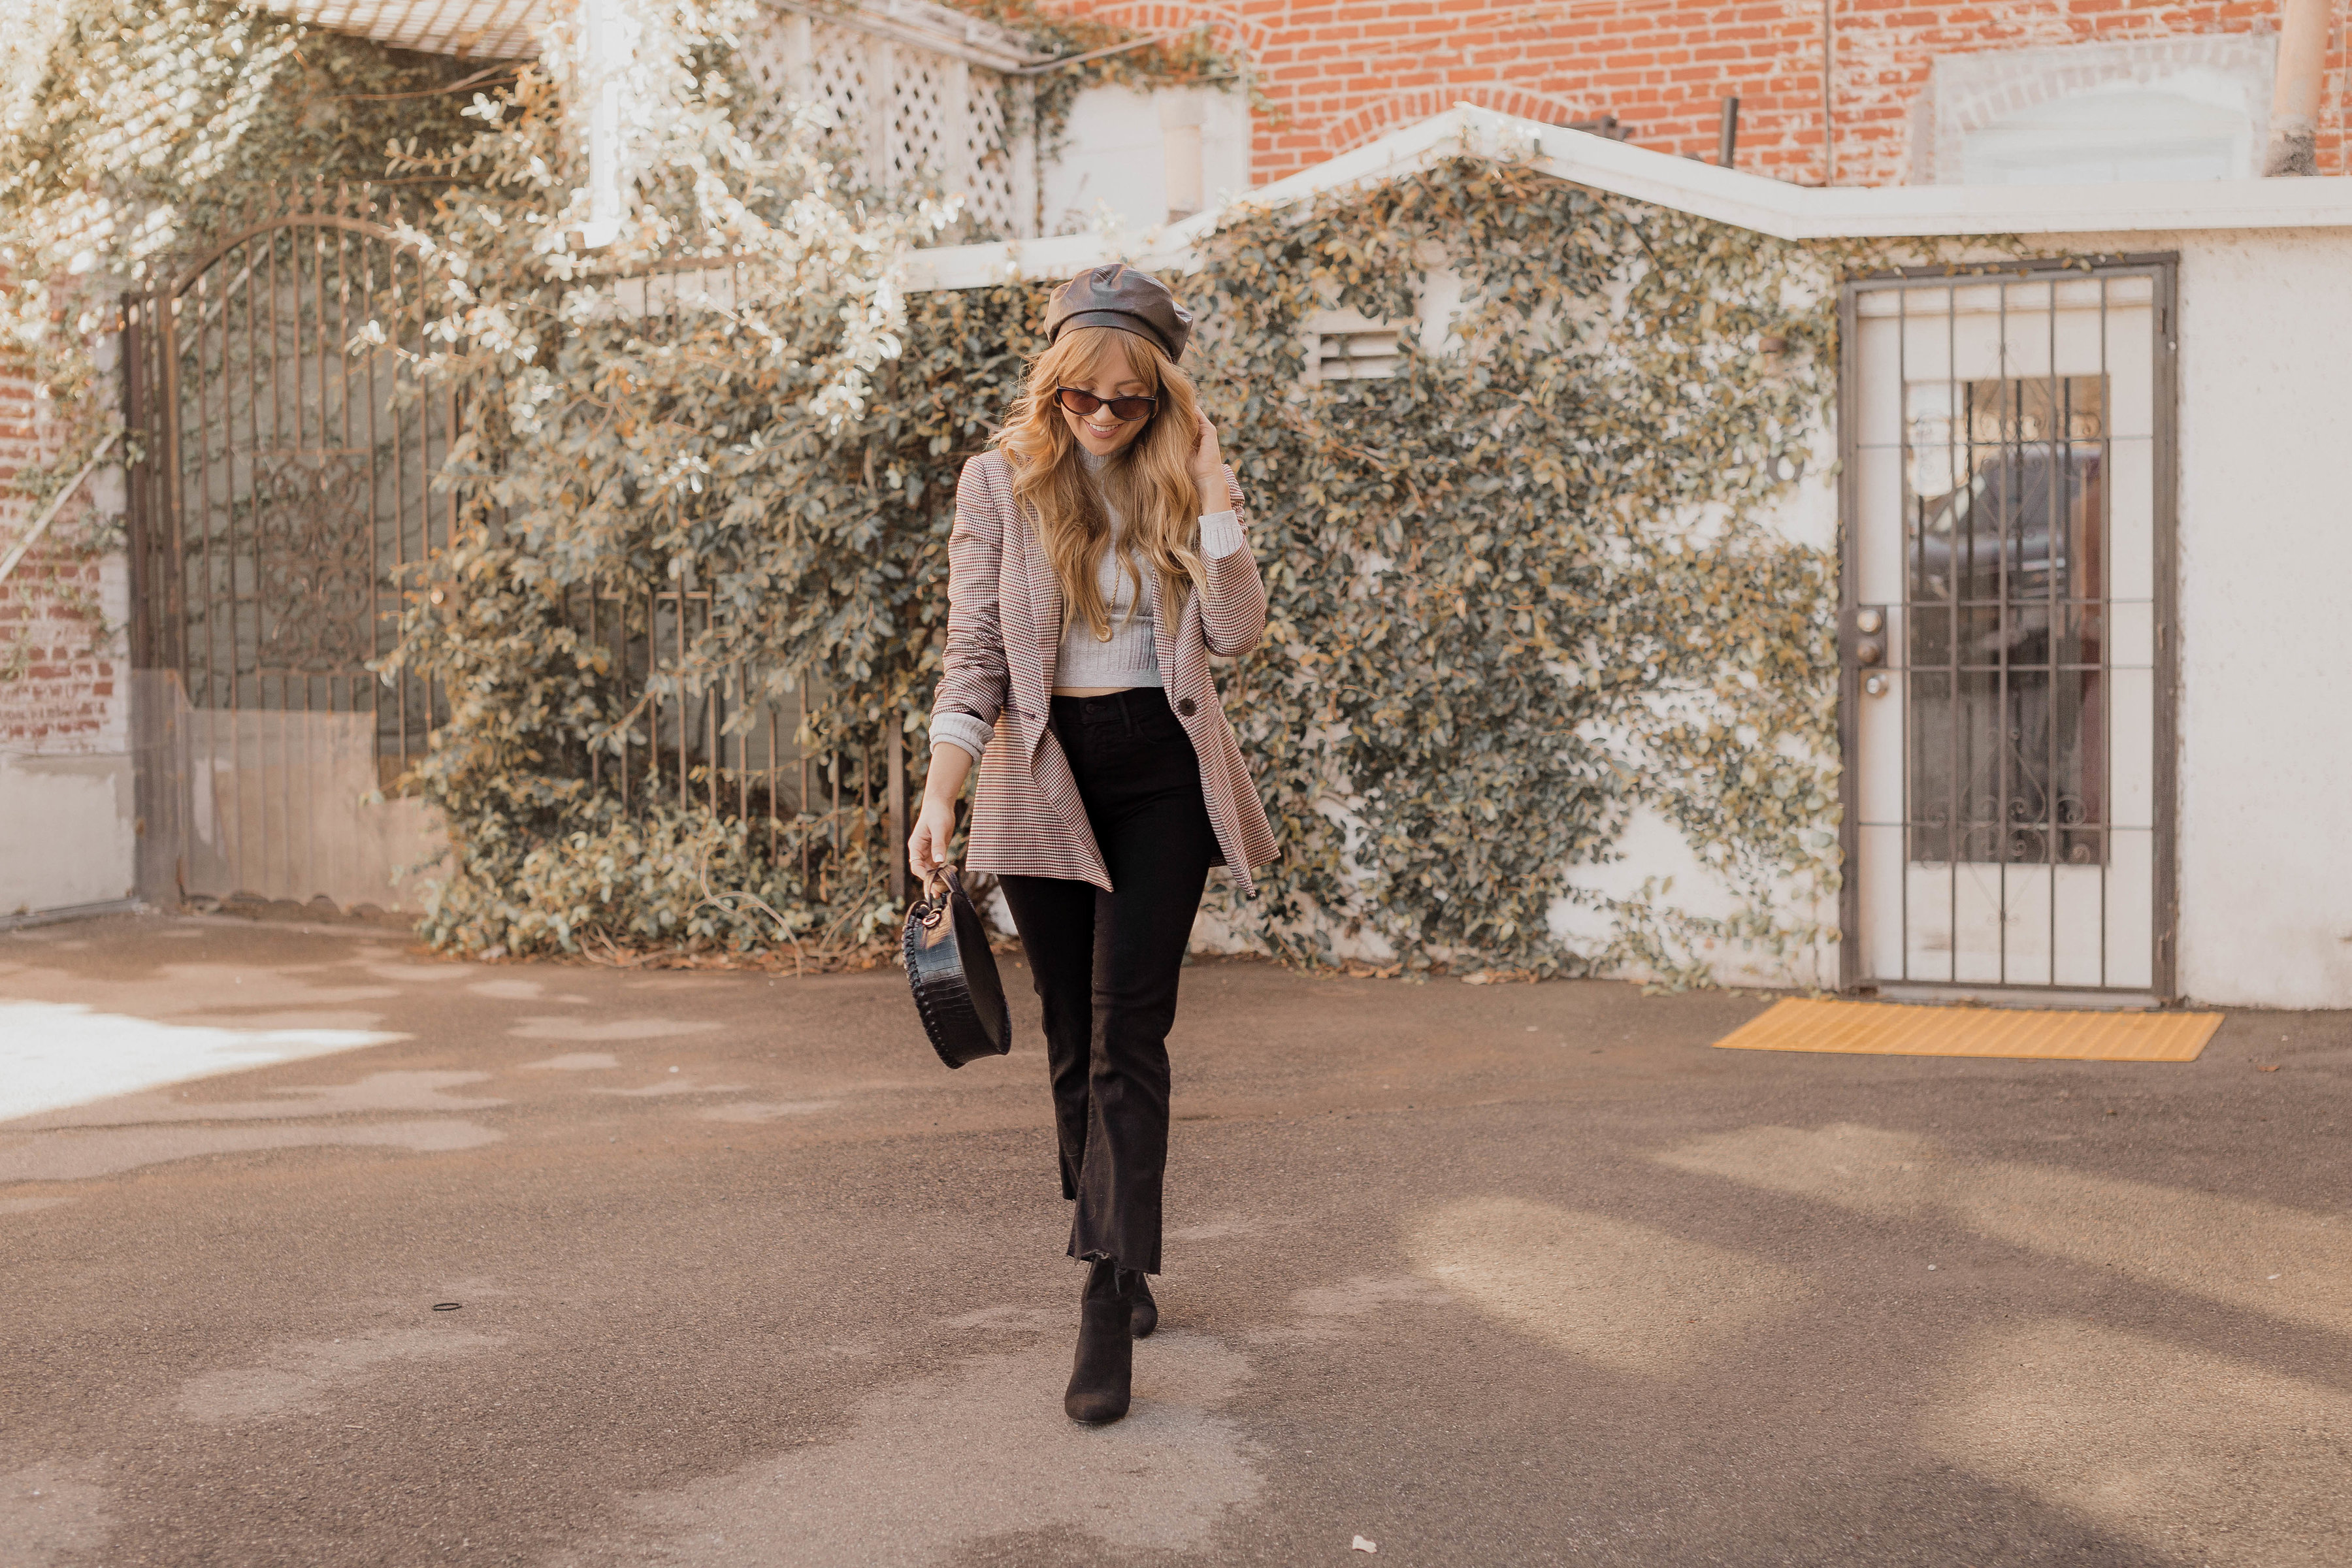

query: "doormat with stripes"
xmin=1714 ymin=998 xmax=2223 ymax=1062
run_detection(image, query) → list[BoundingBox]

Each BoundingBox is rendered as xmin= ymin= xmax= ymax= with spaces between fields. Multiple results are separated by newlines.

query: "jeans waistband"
xmin=1050 ymin=688 xmax=1171 ymax=726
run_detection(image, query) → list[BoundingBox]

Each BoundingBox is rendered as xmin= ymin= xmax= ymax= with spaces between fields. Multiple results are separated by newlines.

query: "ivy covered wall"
xmin=1184 ymin=158 xmax=1842 ymax=986
xmin=402 ymin=150 xmax=1846 ymax=988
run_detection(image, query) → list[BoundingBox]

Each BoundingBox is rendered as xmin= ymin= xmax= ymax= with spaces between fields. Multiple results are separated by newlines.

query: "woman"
xmin=907 ymin=265 xmax=1279 ymax=1426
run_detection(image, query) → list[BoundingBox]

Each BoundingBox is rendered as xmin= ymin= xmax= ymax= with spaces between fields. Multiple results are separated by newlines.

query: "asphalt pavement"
xmin=3 ymin=913 xmax=2348 ymax=1567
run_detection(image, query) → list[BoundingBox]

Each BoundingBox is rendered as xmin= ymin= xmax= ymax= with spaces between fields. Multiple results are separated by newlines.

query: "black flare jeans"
xmin=997 ymin=687 xmax=1221 ymax=1277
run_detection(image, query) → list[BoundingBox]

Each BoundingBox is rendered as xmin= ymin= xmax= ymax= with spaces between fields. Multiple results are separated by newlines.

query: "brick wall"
xmin=0 ymin=370 xmax=125 ymax=757
xmin=1049 ymin=0 xmax=2347 ymax=186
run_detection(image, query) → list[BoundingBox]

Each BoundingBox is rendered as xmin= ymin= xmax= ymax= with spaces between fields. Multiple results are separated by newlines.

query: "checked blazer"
xmin=929 ymin=449 xmax=1281 ymax=896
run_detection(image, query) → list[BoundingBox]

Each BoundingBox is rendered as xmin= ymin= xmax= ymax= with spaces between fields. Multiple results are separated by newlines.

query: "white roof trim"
xmin=272 ymin=0 xmax=544 ymax=59
xmin=905 ymin=104 xmax=2352 ymax=292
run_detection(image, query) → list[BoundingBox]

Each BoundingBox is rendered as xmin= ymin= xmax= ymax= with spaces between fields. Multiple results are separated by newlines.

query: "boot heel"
xmin=1065 ymin=1260 xmax=1134 ymax=1424
xmin=1122 ymin=1268 xmax=1158 ymax=1338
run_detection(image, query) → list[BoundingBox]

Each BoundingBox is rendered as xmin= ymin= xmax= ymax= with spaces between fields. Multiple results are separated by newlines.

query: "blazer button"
xmin=1175 ymin=697 xmax=1196 ymax=717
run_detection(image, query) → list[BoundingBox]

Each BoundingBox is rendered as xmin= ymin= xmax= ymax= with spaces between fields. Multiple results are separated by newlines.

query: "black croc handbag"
xmin=903 ymin=866 xmax=1013 ymax=1069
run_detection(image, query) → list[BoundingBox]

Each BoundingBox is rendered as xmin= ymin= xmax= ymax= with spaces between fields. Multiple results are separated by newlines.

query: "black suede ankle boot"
xmin=1064 ymin=1258 xmax=1134 ymax=1425
xmin=1121 ymin=1268 xmax=1157 ymax=1338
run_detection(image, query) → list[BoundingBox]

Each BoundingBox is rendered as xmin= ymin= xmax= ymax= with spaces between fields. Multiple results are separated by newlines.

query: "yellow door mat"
xmin=1714 ymin=998 xmax=2223 ymax=1063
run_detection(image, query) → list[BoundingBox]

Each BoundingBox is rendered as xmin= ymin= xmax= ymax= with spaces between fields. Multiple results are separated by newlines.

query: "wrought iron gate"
xmin=125 ymin=189 xmax=450 ymax=913
xmin=1837 ymin=257 xmax=2179 ymax=999
xmin=123 ymin=194 xmax=909 ymax=919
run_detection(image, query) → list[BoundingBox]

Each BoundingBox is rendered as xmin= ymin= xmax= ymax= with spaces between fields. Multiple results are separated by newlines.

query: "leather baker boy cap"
xmin=1044 ymin=265 xmax=1194 ymax=363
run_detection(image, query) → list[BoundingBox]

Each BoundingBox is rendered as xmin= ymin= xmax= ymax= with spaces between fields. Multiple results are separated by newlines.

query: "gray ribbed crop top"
xmin=927 ymin=449 xmax=1244 ymax=762
xmin=1056 ymin=449 xmax=1165 ymax=692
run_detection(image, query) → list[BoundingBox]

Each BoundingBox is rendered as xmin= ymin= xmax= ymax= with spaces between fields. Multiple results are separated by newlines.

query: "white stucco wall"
xmin=0 ymin=749 xmax=137 ymax=916
xmin=0 ymin=546 xmax=137 ymax=921
xmin=1040 ymin=86 xmax=1250 ymax=239
xmin=2159 ymin=227 xmax=2352 ymax=1007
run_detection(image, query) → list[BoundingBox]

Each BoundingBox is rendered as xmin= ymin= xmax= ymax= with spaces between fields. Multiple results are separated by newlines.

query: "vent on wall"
xmin=1310 ymin=313 xmax=1404 ymax=382
xmin=1316 ymin=329 xmax=1400 ymax=380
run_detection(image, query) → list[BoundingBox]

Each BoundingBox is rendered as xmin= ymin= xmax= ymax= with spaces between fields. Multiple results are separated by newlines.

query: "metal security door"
xmin=124 ymin=191 xmax=450 ymax=913
xmin=1838 ymin=259 xmax=2177 ymax=999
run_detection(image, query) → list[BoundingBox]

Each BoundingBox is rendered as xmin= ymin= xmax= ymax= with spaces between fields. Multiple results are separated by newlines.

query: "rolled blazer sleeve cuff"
xmin=1200 ymin=510 xmax=1245 ymax=559
xmin=929 ymin=711 xmax=994 ymax=762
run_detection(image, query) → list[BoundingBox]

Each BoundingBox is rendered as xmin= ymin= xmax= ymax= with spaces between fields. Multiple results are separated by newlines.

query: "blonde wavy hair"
xmin=1000 ymin=325 xmax=1207 ymax=642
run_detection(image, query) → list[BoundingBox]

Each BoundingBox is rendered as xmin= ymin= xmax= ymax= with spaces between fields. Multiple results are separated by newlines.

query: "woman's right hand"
xmin=908 ymin=793 xmax=959 ymax=881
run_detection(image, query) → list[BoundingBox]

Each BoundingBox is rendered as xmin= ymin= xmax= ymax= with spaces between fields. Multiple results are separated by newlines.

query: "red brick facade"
xmin=1054 ymin=0 xmax=2347 ymax=185
xmin=0 ymin=371 xmax=121 ymax=753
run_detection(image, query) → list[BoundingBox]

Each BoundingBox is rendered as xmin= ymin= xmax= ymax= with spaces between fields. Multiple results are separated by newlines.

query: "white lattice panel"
xmin=887 ymin=48 xmax=936 ymax=182
xmin=809 ymin=21 xmax=881 ymax=161
xmin=740 ymin=8 xmax=1031 ymax=239
xmin=964 ymin=80 xmax=1022 ymax=239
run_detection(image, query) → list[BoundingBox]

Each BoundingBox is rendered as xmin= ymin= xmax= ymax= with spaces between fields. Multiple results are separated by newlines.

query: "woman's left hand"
xmin=1191 ymin=415 xmax=1225 ymax=496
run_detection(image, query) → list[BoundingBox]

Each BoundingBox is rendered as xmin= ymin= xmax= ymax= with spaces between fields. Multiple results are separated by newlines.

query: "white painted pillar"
xmin=947 ymin=57 xmax=972 ymax=206
xmin=578 ymin=0 xmax=633 ymax=247
xmin=1160 ymin=91 xmax=1205 ymax=220
xmin=1011 ymin=78 xmax=1039 ymax=239
xmin=783 ymin=11 xmax=813 ymax=100
xmin=871 ymin=39 xmax=897 ymax=188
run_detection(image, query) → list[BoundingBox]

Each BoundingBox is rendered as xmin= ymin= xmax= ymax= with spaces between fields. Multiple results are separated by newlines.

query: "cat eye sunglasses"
xmin=1054 ymin=386 xmax=1159 ymax=423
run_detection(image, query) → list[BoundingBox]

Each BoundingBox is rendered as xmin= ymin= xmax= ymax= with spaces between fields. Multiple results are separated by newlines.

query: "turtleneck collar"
xmin=1074 ymin=446 xmax=1113 ymax=473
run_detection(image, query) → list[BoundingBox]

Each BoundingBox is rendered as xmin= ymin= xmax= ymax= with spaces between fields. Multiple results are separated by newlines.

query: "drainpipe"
xmin=2264 ymin=0 xmax=2330 ymax=176
xmin=1820 ymin=0 xmax=1838 ymax=184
